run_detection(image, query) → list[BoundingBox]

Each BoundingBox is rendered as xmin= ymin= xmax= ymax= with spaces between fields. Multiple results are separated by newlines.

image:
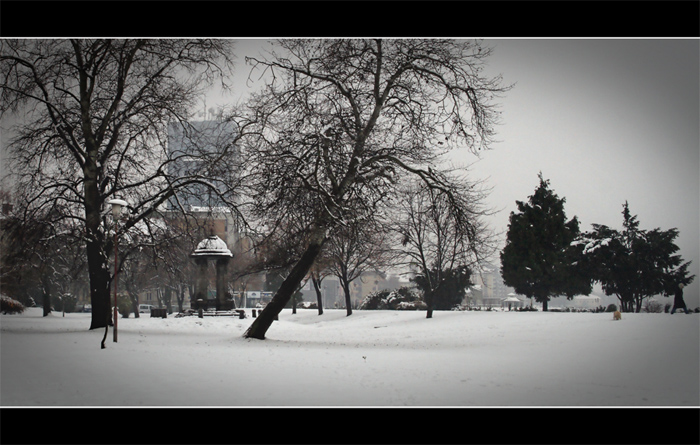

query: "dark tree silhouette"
xmin=500 ymin=173 xmax=591 ymax=311
xmin=583 ymin=202 xmax=694 ymax=312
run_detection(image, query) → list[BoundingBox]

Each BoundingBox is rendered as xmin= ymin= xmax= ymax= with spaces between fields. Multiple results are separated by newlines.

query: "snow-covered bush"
xmin=643 ymin=300 xmax=664 ymax=313
xmin=1 ymin=295 xmax=25 ymax=314
xmin=117 ymin=293 xmax=132 ymax=318
xmin=360 ymin=287 xmax=426 ymax=311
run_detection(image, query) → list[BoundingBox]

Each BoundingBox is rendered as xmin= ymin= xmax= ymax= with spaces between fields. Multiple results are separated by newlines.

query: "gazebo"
xmin=502 ymin=294 xmax=524 ymax=311
xmin=190 ymin=235 xmax=233 ymax=311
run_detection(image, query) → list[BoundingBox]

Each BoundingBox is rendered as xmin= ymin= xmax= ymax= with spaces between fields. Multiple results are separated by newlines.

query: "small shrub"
xmin=605 ymin=304 xmax=618 ymax=313
xmin=643 ymin=300 xmax=663 ymax=313
xmin=360 ymin=289 xmax=389 ymax=310
xmin=1 ymin=295 xmax=25 ymax=314
xmin=52 ymin=293 xmax=78 ymax=313
xmin=117 ymin=293 xmax=132 ymax=318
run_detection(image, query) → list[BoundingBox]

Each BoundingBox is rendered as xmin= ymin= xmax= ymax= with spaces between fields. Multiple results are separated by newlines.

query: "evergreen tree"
xmin=413 ymin=265 xmax=472 ymax=311
xmin=583 ymin=202 xmax=694 ymax=312
xmin=500 ymin=173 xmax=591 ymax=311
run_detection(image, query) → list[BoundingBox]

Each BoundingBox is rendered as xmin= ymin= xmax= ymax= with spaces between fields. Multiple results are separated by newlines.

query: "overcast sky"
xmin=221 ymin=38 xmax=700 ymax=306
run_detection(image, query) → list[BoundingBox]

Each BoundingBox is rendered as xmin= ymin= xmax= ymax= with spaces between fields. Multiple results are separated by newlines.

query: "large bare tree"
xmin=0 ymin=39 xmax=240 ymax=333
xmin=239 ymin=39 xmax=508 ymax=339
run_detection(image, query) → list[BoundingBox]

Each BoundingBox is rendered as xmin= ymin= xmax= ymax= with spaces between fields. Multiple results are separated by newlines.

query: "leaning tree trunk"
xmin=244 ymin=234 xmax=325 ymax=340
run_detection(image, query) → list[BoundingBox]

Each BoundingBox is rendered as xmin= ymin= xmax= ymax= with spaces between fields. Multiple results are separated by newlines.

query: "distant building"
xmin=166 ymin=119 xmax=238 ymax=212
xmin=469 ymin=262 xmax=515 ymax=308
xmin=566 ymin=295 xmax=602 ymax=310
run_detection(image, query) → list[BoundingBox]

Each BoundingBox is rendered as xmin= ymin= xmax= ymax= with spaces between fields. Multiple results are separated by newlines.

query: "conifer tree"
xmin=583 ymin=202 xmax=694 ymax=312
xmin=500 ymin=173 xmax=591 ymax=311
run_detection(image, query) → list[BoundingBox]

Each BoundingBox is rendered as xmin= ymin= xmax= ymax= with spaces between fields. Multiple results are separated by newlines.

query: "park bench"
xmin=150 ymin=308 xmax=168 ymax=318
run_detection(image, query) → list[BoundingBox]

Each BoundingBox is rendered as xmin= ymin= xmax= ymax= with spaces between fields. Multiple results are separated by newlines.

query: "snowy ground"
xmin=1 ymin=307 xmax=698 ymax=407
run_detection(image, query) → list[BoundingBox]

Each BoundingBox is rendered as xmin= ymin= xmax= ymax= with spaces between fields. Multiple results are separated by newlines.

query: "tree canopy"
xmin=582 ymin=202 xmax=695 ymax=312
xmin=500 ymin=173 xmax=591 ymax=311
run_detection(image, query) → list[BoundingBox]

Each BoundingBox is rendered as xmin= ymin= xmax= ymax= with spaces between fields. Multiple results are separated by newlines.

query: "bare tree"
xmin=326 ymin=220 xmax=393 ymax=316
xmin=239 ymin=39 xmax=508 ymax=339
xmin=391 ymin=178 xmax=495 ymax=318
xmin=0 ymin=203 xmax=87 ymax=316
xmin=0 ymin=39 xmax=241 ymax=335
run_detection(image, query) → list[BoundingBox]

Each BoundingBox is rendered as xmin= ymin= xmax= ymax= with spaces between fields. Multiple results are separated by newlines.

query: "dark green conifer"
xmin=500 ymin=173 xmax=591 ymax=311
xmin=584 ymin=202 xmax=694 ymax=312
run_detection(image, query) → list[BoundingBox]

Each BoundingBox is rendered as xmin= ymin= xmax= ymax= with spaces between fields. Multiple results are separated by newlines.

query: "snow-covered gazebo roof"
xmin=502 ymin=296 xmax=522 ymax=303
xmin=191 ymin=235 xmax=232 ymax=258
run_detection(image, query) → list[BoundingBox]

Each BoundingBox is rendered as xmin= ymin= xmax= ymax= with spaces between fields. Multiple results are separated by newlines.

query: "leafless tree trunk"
xmin=310 ymin=271 xmax=325 ymax=315
xmin=326 ymin=221 xmax=392 ymax=316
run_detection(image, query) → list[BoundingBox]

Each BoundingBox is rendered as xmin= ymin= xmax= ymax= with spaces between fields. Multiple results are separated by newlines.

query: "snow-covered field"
xmin=1 ymin=307 xmax=698 ymax=407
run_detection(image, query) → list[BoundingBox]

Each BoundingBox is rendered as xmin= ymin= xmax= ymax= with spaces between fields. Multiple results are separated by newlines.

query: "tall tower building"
xmin=166 ymin=119 xmax=238 ymax=211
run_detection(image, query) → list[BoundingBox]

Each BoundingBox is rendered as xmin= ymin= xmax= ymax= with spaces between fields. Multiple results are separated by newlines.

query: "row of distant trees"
xmin=267 ymin=177 xmax=492 ymax=318
xmin=0 ymin=204 xmax=210 ymax=317
xmin=500 ymin=173 xmax=695 ymax=312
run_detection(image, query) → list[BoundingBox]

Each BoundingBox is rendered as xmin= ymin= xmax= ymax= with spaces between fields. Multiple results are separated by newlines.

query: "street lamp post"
xmin=108 ymin=199 xmax=128 ymax=343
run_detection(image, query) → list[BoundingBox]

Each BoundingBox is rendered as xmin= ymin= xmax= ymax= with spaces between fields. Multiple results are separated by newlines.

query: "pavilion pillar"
xmin=215 ymin=257 xmax=229 ymax=311
xmin=194 ymin=257 xmax=209 ymax=310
